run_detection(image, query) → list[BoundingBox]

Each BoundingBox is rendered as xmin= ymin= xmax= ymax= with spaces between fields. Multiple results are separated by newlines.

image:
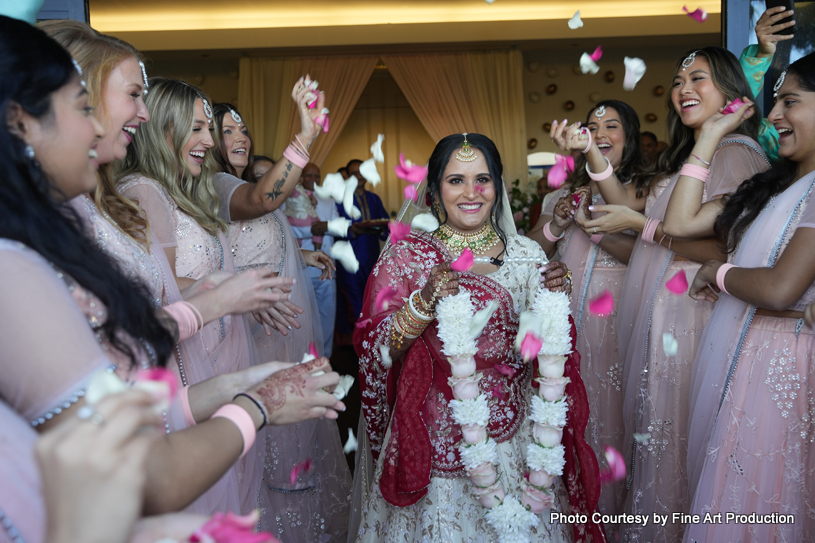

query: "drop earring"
xmin=24 ymin=145 xmax=35 ymax=160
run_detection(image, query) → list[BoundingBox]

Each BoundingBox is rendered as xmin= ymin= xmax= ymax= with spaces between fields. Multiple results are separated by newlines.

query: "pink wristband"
xmin=590 ymin=233 xmax=604 ymax=244
xmin=283 ymin=144 xmax=308 ymax=169
xmin=716 ymin=263 xmax=736 ymax=295
xmin=543 ymin=221 xmax=565 ymax=242
xmin=179 ymin=386 xmax=196 ymax=427
xmin=679 ymin=163 xmax=711 ymax=183
xmin=641 ymin=217 xmax=660 ymax=244
xmin=164 ymin=301 xmax=203 ymax=341
xmin=580 ymin=127 xmax=593 ymax=154
xmin=585 ymin=157 xmax=613 ymax=181
xmin=211 ymin=404 xmax=257 ymax=458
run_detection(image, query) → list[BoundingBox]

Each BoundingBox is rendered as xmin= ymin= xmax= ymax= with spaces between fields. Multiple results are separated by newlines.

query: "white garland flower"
xmin=526 ymin=443 xmax=566 ymax=476
xmin=529 ymin=395 xmax=568 ymax=428
xmin=436 ymin=291 xmax=477 ymax=358
xmin=449 ymin=395 xmax=490 ymax=427
xmin=459 ymin=437 xmax=499 ymax=470
xmin=483 ymin=495 xmax=541 ymax=543
xmin=531 ymin=289 xmax=572 ymax=356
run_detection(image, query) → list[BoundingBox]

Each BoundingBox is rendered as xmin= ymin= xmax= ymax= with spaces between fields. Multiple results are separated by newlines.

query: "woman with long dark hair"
xmin=681 ymin=52 xmax=815 ymax=542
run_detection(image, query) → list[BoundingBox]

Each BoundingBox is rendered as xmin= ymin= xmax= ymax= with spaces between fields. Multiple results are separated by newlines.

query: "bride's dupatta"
xmin=353 ymin=231 xmax=602 ymax=542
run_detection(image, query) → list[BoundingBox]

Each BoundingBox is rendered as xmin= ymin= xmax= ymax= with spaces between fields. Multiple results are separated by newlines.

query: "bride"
xmin=350 ymin=133 xmax=602 ymax=542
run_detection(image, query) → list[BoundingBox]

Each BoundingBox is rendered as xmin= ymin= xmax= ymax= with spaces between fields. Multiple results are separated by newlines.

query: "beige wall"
xmin=146 ymin=57 xmax=241 ymax=108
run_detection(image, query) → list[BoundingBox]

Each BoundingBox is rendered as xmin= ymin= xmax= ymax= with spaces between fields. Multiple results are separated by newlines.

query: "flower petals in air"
xmin=326 ymin=216 xmax=351 ymax=237
xmin=411 ymin=212 xmax=440 ymax=232
xmin=580 ymin=52 xmax=600 ymax=75
xmin=623 ymin=57 xmax=647 ymax=91
xmin=469 ymin=300 xmax=497 ymax=338
xmin=494 ymin=363 xmax=515 ymax=377
xmin=722 ymin=98 xmax=746 ymax=115
xmin=683 ymin=5 xmax=708 ymax=22
xmin=404 ymin=185 xmax=418 ymax=202
xmin=451 ymin=248 xmax=475 ymax=272
xmin=388 ymin=220 xmax=411 ymax=243
xmin=343 ymin=428 xmax=358 ymax=454
xmin=135 ymin=367 xmax=180 ymax=401
xmin=379 ymin=343 xmax=392 ymax=368
xmin=189 ymin=510 xmax=277 ymax=543
xmin=662 ymin=333 xmax=678 ymax=357
xmin=520 ymin=331 xmax=543 ymax=361
xmin=290 ymin=458 xmax=314 ymax=485
xmin=359 ymin=158 xmax=381 ymax=187
xmin=588 ymin=289 xmax=614 ymax=316
xmin=314 ymin=172 xmax=346 ymax=203
xmin=665 ymin=270 xmax=688 ymax=295
xmin=308 ymin=342 xmax=319 ymax=358
xmin=548 ymin=154 xmax=575 ymax=189
xmin=370 ymin=134 xmax=385 ymax=163
xmin=330 ymin=241 xmax=359 ymax=273
xmin=333 ymin=375 xmax=355 ymax=401
xmin=376 ymin=286 xmax=398 ymax=311
xmin=342 ymin=176 xmax=361 ymax=219
xmin=598 ymin=445 xmax=626 ymax=484
xmin=394 ymin=153 xmax=428 ymax=184
xmin=589 ymin=46 xmax=603 ymax=62
xmin=567 ymin=10 xmax=583 ymax=29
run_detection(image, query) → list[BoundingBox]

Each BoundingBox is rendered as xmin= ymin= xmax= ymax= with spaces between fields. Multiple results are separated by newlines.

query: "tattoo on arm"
xmin=265 ymin=162 xmax=293 ymax=202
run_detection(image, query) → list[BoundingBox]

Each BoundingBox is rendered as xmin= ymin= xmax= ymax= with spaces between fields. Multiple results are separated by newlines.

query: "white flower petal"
xmin=330 ymin=241 xmax=359 ymax=273
xmin=300 ymin=353 xmax=316 ymax=364
xmin=342 ymin=176 xmax=362 ymax=219
xmin=85 ymin=369 xmax=128 ymax=405
xmin=359 ymin=158 xmax=381 ymax=187
xmin=343 ymin=428 xmax=358 ymax=454
xmin=623 ymin=57 xmax=647 ymax=91
xmin=326 ymin=217 xmax=352 ymax=237
xmin=370 ymin=134 xmax=385 ymax=163
xmin=662 ymin=333 xmax=678 ymax=356
xmin=379 ymin=343 xmax=392 ymax=368
xmin=410 ymin=212 xmax=439 ymax=232
xmin=314 ymin=172 xmax=346 ymax=203
xmin=459 ymin=437 xmax=498 ymax=469
xmin=579 ymin=52 xmax=599 ymax=74
xmin=333 ymin=375 xmax=355 ymax=400
xmin=469 ymin=300 xmax=497 ymax=339
xmin=530 ymin=395 xmax=569 ymax=427
xmin=567 ymin=10 xmax=583 ymax=29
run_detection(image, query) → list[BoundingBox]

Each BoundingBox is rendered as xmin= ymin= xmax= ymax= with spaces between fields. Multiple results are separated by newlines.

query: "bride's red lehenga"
xmin=350 ymin=230 xmax=603 ymax=543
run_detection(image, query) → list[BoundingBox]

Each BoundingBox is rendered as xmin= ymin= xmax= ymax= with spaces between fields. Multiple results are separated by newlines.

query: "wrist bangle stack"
xmin=283 ymin=137 xmax=310 ymax=169
xmin=543 ymin=221 xmax=565 ymax=242
xmin=211 ymin=404 xmax=256 ymax=458
xmin=409 ymin=290 xmax=434 ymax=321
xmin=233 ymin=392 xmax=268 ymax=429
xmin=164 ymin=301 xmax=203 ymax=342
xmin=585 ymin=157 xmax=613 ymax=181
xmin=641 ymin=217 xmax=660 ymax=244
xmin=716 ymin=263 xmax=736 ymax=295
xmin=679 ymin=163 xmax=711 ymax=183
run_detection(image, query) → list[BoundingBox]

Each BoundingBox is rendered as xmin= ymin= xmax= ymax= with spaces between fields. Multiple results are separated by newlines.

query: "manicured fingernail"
xmin=287 ymin=326 xmax=292 ymax=330
xmin=588 ymin=205 xmax=595 ymax=210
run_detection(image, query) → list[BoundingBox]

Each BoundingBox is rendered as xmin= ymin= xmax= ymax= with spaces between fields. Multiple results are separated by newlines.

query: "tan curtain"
xmin=238 ymin=56 xmax=378 ymax=166
xmin=382 ymin=50 xmax=527 ymax=184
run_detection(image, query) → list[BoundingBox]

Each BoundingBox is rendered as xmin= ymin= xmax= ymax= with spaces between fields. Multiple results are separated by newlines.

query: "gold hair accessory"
xmin=594 ymin=105 xmax=606 ymax=118
xmin=455 ymin=133 xmax=478 ymax=162
xmin=773 ymin=70 xmax=787 ymax=98
xmin=681 ymin=51 xmax=698 ymax=71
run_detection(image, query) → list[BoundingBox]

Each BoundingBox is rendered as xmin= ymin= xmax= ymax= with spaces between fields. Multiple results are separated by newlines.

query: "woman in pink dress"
xmin=681 ymin=52 xmax=815 ymax=542
xmin=211 ymin=101 xmax=352 ymax=543
xmin=528 ymin=100 xmax=645 ymax=527
xmin=572 ymin=46 xmax=770 ymax=542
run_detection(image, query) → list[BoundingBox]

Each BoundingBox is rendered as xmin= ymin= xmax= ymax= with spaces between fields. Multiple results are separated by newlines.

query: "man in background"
xmin=641 ymin=131 xmax=659 ymax=167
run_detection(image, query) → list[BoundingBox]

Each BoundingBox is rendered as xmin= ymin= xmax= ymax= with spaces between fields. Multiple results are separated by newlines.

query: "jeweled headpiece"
xmin=595 ymin=105 xmax=606 ymax=118
xmin=455 ymin=133 xmax=478 ymax=162
xmin=230 ymin=109 xmax=242 ymax=124
xmin=139 ymin=61 xmax=149 ymax=96
xmin=202 ymin=98 xmax=213 ymax=120
xmin=773 ymin=70 xmax=787 ymax=98
xmin=71 ymin=58 xmax=86 ymax=88
xmin=681 ymin=51 xmax=698 ymax=71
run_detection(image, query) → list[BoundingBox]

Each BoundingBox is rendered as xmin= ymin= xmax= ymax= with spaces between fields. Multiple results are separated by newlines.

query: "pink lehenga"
xmin=615 ymin=136 xmax=769 ymax=543
xmin=683 ymin=171 xmax=815 ymax=543
xmin=118 ymin=175 xmax=265 ymax=518
xmin=213 ymin=173 xmax=352 ymax=543
xmin=542 ymin=189 xmax=628 ymax=524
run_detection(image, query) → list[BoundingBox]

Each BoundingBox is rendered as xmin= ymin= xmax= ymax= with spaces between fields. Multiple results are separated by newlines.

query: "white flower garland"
xmin=435 ymin=282 xmax=572 ymax=543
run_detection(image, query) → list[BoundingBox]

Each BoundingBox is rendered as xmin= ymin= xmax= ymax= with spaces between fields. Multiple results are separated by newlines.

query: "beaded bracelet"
xmin=716 ymin=263 xmax=736 ymax=295
xmin=679 ymin=163 xmax=711 ymax=183
xmin=211 ymin=404 xmax=256 ymax=458
xmin=585 ymin=157 xmax=613 ymax=181
xmin=543 ymin=221 xmax=565 ymax=242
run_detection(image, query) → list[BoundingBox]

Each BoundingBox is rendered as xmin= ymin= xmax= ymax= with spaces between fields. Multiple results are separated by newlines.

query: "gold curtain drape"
xmin=238 ymin=56 xmax=378 ymax=165
xmin=382 ymin=50 xmax=527 ymax=184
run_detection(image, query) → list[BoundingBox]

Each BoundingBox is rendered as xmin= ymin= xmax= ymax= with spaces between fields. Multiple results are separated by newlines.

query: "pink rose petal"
xmin=308 ymin=342 xmax=319 ymax=358
xmin=290 ymin=458 xmax=314 ymax=486
xmin=394 ymin=153 xmax=428 ymax=184
xmin=683 ymin=5 xmax=708 ymax=23
xmin=404 ymin=185 xmax=419 ymax=202
xmin=520 ymin=331 xmax=543 ymax=361
xmin=490 ymin=383 xmax=505 ymax=400
xmin=722 ymin=98 xmax=746 ymax=115
xmin=589 ymin=46 xmax=603 ymax=62
xmin=190 ymin=511 xmax=278 ymax=543
xmin=375 ymin=286 xmax=398 ymax=311
xmin=354 ymin=318 xmax=372 ymax=329
xmin=451 ymin=248 xmax=474 ymax=272
xmin=599 ymin=445 xmax=626 ymax=484
xmin=136 ymin=368 xmax=179 ymax=400
xmin=389 ymin=221 xmax=411 ymax=243
xmin=494 ymin=363 xmax=515 ymax=377
xmin=548 ymin=154 xmax=575 ymax=189
xmin=665 ymin=270 xmax=688 ymax=295
xmin=588 ymin=289 xmax=614 ymax=316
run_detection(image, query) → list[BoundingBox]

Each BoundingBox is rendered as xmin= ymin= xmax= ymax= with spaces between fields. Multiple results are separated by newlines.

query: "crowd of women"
xmin=1 ymin=4 xmax=814 ymax=543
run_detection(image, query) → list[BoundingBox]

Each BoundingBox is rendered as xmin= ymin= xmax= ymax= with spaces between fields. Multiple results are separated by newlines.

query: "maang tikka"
xmin=773 ymin=70 xmax=787 ymax=98
xmin=230 ymin=109 xmax=242 ymax=123
xmin=455 ymin=133 xmax=478 ymax=162
xmin=139 ymin=61 xmax=149 ymax=96
xmin=681 ymin=51 xmax=698 ymax=71
xmin=595 ymin=105 xmax=606 ymax=118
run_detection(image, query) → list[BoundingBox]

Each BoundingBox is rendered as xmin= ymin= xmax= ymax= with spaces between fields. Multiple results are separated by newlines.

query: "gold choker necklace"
xmin=434 ymin=223 xmax=499 ymax=256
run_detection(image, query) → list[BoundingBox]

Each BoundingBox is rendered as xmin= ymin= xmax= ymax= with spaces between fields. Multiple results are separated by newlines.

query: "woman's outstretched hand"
xmin=292 ymin=75 xmax=326 ymax=148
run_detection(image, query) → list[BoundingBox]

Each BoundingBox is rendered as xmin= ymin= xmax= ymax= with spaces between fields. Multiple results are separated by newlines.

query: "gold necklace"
xmin=434 ymin=222 xmax=499 ymax=256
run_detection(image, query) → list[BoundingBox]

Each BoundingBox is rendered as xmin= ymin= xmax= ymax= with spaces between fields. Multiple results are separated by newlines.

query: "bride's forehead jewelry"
xmin=202 ymin=98 xmax=213 ymax=120
xmin=230 ymin=109 xmax=242 ymax=124
xmin=681 ymin=51 xmax=698 ymax=71
xmin=139 ymin=61 xmax=149 ymax=96
xmin=71 ymin=59 xmax=86 ymax=88
xmin=773 ymin=70 xmax=787 ymax=98
xmin=455 ymin=133 xmax=478 ymax=162
xmin=594 ymin=105 xmax=606 ymax=118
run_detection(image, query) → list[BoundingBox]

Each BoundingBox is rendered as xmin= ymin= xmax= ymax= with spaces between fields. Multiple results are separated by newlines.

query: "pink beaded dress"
xmin=542 ymin=188 xmax=628 ymax=524
xmin=683 ymin=170 xmax=815 ymax=542
xmin=615 ymin=136 xmax=769 ymax=542
xmin=213 ymin=173 xmax=352 ymax=543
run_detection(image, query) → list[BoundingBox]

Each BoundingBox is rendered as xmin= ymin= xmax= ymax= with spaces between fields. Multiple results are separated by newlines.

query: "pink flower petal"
xmin=494 ymin=363 xmax=515 ymax=377
xmin=394 ymin=153 xmax=428 ymax=184
xmin=389 ymin=220 xmax=411 ymax=243
xmin=588 ymin=289 xmax=614 ymax=317
xmin=589 ymin=46 xmax=603 ymax=62
xmin=548 ymin=154 xmax=575 ymax=188
xmin=665 ymin=270 xmax=688 ymax=295
xmin=490 ymin=383 xmax=505 ymax=400
xmin=520 ymin=331 xmax=543 ymax=361
xmin=404 ymin=184 xmax=419 ymax=202
xmin=190 ymin=511 xmax=279 ymax=543
xmin=451 ymin=247 xmax=474 ymax=272
xmin=572 ymin=193 xmax=582 ymax=206
xmin=308 ymin=97 xmax=318 ymax=109
xmin=721 ymin=98 xmax=746 ymax=115
xmin=308 ymin=342 xmax=319 ymax=358
xmin=290 ymin=458 xmax=314 ymax=486
xmin=136 ymin=368 xmax=179 ymax=399
xmin=375 ymin=286 xmax=398 ymax=312
xmin=682 ymin=5 xmax=708 ymax=23
xmin=599 ymin=444 xmax=626 ymax=485
xmin=354 ymin=318 xmax=372 ymax=329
